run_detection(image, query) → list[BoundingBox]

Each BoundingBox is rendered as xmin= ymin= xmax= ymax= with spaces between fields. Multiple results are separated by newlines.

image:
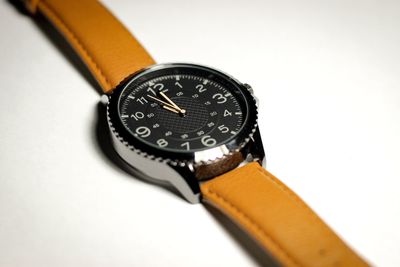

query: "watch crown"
xmin=243 ymin=83 xmax=259 ymax=107
xmin=243 ymin=83 xmax=254 ymax=94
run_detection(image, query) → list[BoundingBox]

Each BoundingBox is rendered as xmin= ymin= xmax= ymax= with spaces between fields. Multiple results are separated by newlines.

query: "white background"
xmin=1 ymin=0 xmax=399 ymax=266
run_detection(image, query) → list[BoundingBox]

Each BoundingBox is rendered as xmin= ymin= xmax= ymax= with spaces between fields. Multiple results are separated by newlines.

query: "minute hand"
xmin=147 ymin=94 xmax=179 ymax=110
xmin=159 ymin=91 xmax=186 ymax=114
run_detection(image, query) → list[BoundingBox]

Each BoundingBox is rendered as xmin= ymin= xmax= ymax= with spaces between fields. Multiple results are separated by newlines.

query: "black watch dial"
xmin=115 ymin=64 xmax=251 ymax=153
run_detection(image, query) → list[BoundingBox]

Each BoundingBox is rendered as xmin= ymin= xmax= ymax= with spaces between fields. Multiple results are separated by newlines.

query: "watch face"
xmin=108 ymin=63 xmax=257 ymax=160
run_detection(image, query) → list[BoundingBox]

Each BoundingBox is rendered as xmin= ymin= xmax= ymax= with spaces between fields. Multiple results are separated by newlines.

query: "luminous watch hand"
xmin=147 ymin=94 xmax=178 ymax=109
xmin=162 ymin=105 xmax=180 ymax=114
xmin=146 ymin=94 xmax=183 ymax=114
xmin=159 ymin=91 xmax=186 ymax=115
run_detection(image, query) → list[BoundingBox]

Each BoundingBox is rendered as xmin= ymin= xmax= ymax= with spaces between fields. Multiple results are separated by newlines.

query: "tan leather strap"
xmin=24 ymin=0 xmax=155 ymax=93
xmin=201 ymin=162 xmax=369 ymax=267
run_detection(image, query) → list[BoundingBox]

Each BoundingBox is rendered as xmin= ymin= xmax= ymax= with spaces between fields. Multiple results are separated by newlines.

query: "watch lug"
xmin=168 ymin=163 xmax=201 ymax=203
xmin=109 ymin=126 xmax=264 ymax=205
xmin=245 ymin=127 xmax=266 ymax=168
xmin=111 ymin=132 xmax=201 ymax=203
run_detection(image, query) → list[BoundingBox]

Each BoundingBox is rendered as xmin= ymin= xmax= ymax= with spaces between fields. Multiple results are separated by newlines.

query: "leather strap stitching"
xmin=203 ymin=163 xmax=365 ymax=266
xmin=256 ymin=166 xmax=331 ymax=226
xmin=255 ymin=166 xmax=355 ymax=257
xmin=203 ymin=187 xmax=301 ymax=267
xmin=93 ymin=0 xmax=151 ymax=90
xmin=253 ymin=166 xmax=366 ymax=265
xmin=38 ymin=0 xmax=112 ymax=89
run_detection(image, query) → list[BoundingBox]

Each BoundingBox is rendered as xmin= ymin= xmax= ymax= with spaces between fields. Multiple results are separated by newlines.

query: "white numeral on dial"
xmin=137 ymin=97 xmax=148 ymax=105
xmin=131 ymin=112 xmax=144 ymax=121
xmin=157 ymin=139 xmax=168 ymax=147
xmin=175 ymin=82 xmax=183 ymax=88
xmin=154 ymin=83 xmax=164 ymax=91
xmin=212 ymin=93 xmax=227 ymax=104
xmin=224 ymin=110 xmax=232 ymax=117
xmin=196 ymin=84 xmax=207 ymax=93
xmin=201 ymin=135 xmax=217 ymax=147
xmin=218 ymin=125 xmax=229 ymax=133
xmin=181 ymin=142 xmax=190 ymax=150
xmin=135 ymin=126 xmax=151 ymax=138
xmin=147 ymin=83 xmax=164 ymax=95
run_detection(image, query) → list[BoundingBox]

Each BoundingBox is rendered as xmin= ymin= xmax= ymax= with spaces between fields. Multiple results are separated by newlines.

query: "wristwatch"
xmin=21 ymin=0 xmax=369 ymax=266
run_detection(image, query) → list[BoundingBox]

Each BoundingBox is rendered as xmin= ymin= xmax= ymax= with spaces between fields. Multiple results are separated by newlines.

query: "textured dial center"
xmin=118 ymin=73 xmax=246 ymax=152
xmin=154 ymin=97 xmax=208 ymax=133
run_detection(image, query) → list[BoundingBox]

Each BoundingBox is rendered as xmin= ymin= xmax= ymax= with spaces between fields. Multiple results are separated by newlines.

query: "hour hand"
xmin=147 ymin=93 xmax=186 ymax=115
xmin=162 ymin=105 xmax=180 ymax=114
xmin=159 ymin=91 xmax=186 ymax=115
xmin=146 ymin=94 xmax=183 ymax=115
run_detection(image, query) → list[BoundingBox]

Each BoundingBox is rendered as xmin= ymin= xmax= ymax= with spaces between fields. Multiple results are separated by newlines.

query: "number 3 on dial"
xmin=212 ymin=93 xmax=227 ymax=104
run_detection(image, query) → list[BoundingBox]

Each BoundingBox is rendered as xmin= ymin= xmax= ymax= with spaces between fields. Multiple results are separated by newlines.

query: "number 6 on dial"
xmin=201 ymin=135 xmax=217 ymax=147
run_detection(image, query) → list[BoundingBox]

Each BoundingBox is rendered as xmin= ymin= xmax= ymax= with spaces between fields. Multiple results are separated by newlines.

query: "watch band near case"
xmin=24 ymin=0 xmax=155 ymax=93
xmin=21 ymin=0 xmax=369 ymax=266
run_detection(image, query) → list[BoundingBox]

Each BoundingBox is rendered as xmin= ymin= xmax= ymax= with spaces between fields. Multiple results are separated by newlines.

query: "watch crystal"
xmin=118 ymin=71 xmax=247 ymax=153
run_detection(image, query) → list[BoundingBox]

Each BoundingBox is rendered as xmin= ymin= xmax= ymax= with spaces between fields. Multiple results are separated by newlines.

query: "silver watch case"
xmin=106 ymin=63 xmax=265 ymax=203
